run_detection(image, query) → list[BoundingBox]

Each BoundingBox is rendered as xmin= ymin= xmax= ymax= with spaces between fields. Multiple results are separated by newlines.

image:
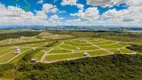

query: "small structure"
xmin=117 ymin=49 xmax=121 ymax=53
xmin=41 ymin=50 xmax=46 ymax=53
xmin=116 ymin=42 xmax=119 ymax=45
xmin=72 ymin=50 xmax=75 ymax=53
xmin=14 ymin=46 xmax=21 ymax=54
xmin=45 ymin=42 xmax=48 ymax=45
xmin=31 ymin=59 xmax=37 ymax=63
xmin=79 ymin=40 xmax=82 ymax=43
xmin=31 ymin=48 xmax=36 ymax=50
xmin=86 ymin=41 xmax=89 ymax=44
xmin=76 ymin=47 xmax=80 ymax=50
xmin=8 ymin=40 xmax=11 ymax=44
xmin=20 ymin=39 xmax=24 ymax=43
xmin=83 ymin=52 xmax=89 ymax=57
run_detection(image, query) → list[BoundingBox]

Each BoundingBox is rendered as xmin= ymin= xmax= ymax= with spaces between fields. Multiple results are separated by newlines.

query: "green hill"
xmin=7 ymin=54 xmax=142 ymax=80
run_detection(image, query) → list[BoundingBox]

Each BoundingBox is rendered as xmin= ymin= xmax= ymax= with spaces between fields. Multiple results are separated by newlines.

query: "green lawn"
xmin=49 ymin=49 xmax=72 ymax=54
xmin=44 ymin=38 xmax=135 ymax=62
xmin=100 ymin=43 xmax=128 ymax=48
xmin=107 ymin=49 xmax=118 ymax=53
xmin=96 ymin=41 xmax=115 ymax=46
xmin=0 ymin=47 xmax=13 ymax=56
xmin=120 ymin=49 xmax=134 ymax=54
xmin=0 ymin=37 xmax=138 ymax=64
xmin=59 ymin=44 xmax=76 ymax=50
xmin=107 ymin=48 xmax=134 ymax=54
xmin=79 ymin=46 xmax=98 ymax=50
xmin=64 ymin=42 xmax=92 ymax=46
xmin=46 ymin=53 xmax=83 ymax=61
xmin=88 ymin=50 xmax=109 ymax=56
xmin=32 ymin=51 xmax=45 ymax=61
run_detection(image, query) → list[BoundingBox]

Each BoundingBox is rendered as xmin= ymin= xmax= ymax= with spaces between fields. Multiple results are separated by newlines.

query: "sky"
xmin=0 ymin=0 xmax=142 ymax=27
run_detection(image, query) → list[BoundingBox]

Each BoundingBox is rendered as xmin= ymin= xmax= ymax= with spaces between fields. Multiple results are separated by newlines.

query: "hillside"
xmin=0 ymin=54 xmax=142 ymax=80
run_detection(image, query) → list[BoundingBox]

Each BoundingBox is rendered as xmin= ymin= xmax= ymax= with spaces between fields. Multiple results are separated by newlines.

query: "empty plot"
xmin=96 ymin=41 xmax=115 ymax=46
xmin=59 ymin=44 xmax=76 ymax=50
xmin=107 ymin=49 xmax=118 ymax=53
xmin=33 ymin=51 xmax=45 ymax=61
xmin=0 ymin=51 xmax=16 ymax=63
xmin=63 ymin=40 xmax=72 ymax=44
xmin=100 ymin=43 xmax=128 ymax=48
xmin=106 ymin=48 xmax=134 ymax=54
xmin=45 ymin=53 xmax=83 ymax=61
xmin=64 ymin=42 xmax=92 ymax=46
xmin=120 ymin=49 xmax=134 ymax=54
xmin=88 ymin=50 xmax=110 ymax=56
xmin=49 ymin=49 xmax=72 ymax=54
xmin=89 ymin=39 xmax=107 ymax=43
xmin=0 ymin=47 xmax=13 ymax=56
xmin=43 ymin=38 xmax=134 ymax=62
xmin=0 ymin=37 xmax=135 ymax=64
xmin=79 ymin=46 xmax=98 ymax=50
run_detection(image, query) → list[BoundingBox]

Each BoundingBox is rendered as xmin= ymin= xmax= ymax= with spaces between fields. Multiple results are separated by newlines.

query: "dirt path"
xmin=40 ymin=41 xmax=64 ymax=62
xmin=88 ymin=41 xmax=114 ymax=54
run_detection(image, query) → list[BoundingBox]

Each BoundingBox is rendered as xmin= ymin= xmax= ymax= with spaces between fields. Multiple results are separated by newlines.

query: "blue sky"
xmin=0 ymin=0 xmax=141 ymax=27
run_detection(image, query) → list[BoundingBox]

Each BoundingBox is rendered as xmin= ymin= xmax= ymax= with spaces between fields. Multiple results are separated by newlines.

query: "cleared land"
xmin=0 ymin=36 xmax=136 ymax=64
xmin=38 ymin=38 xmax=136 ymax=63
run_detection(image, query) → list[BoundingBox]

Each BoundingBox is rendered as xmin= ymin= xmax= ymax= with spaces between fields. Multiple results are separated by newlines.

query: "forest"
xmin=0 ymin=54 xmax=142 ymax=80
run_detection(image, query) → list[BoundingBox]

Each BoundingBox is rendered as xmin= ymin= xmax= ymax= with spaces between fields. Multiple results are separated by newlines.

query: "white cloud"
xmin=77 ymin=4 xmax=84 ymax=10
xmin=86 ymin=0 xmax=142 ymax=7
xmin=50 ymin=15 xmax=59 ymax=20
xmin=42 ymin=4 xmax=58 ymax=13
xmin=35 ymin=10 xmax=47 ymax=19
xmin=48 ymin=15 xmax=64 ymax=25
xmin=102 ymin=6 xmax=142 ymax=23
xmin=0 ymin=3 xmax=49 ymax=26
xmin=71 ymin=7 xmax=100 ymax=21
xmin=125 ymin=0 xmax=142 ymax=6
xmin=70 ymin=5 xmax=142 ymax=27
xmin=66 ymin=19 xmax=81 ymax=23
xmin=87 ymin=0 xmax=113 ymax=7
xmin=37 ymin=0 xmax=44 ymax=4
xmin=0 ymin=0 xmax=142 ymax=27
xmin=61 ymin=0 xmax=78 ymax=6
xmin=49 ymin=15 xmax=64 ymax=23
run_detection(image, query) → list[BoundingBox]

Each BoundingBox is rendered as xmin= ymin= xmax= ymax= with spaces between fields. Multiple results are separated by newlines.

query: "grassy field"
xmin=40 ymin=38 xmax=135 ymax=63
xmin=0 ymin=31 xmax=142 ymax=80
xmin=0 ymin=32 xmax=138 ymax=64
xmin=0 ymin=37 xmax=136 ymax=64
